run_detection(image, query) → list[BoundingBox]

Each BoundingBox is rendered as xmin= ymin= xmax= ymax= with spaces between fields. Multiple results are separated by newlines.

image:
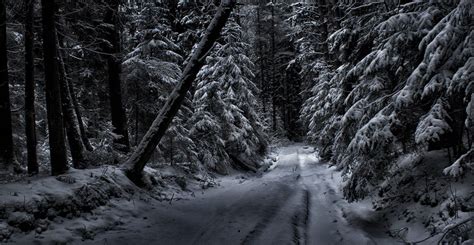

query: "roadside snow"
xmin=4 ymin=144 xmax=469 ymax=244
xmin=1 ymin=164 xmax=210 ymax=244
xmin=52 ymin=144 xmax=399 ymax=244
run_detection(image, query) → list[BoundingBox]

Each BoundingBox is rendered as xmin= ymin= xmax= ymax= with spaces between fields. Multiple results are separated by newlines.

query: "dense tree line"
xmin=0 ymin=0 xmax=268 ymax=180
xmin=295 ymin=0 xmax=472 ymax=200
xmin=252 ymin=0 xmax=304 ymax=139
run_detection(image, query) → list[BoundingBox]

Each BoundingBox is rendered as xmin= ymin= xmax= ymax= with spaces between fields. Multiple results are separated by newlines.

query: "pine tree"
xmin=124 ymin=0 xmax=237 ymax=184
xmin=191 ymin=18 xmax=267 ymax=174
xmin=300 ymin=0 xmax=473 ymax=201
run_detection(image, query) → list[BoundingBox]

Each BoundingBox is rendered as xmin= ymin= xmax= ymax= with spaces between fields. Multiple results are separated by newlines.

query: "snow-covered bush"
xmin=415 ymin=100 xmax=452 ymax=146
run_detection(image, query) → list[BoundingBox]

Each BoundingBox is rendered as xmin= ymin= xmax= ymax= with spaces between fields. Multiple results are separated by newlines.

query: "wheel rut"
xmin=241 ymin=185 xmax=296 ymax=245
xmin=291 ymin=189 xmax=311 ymax=245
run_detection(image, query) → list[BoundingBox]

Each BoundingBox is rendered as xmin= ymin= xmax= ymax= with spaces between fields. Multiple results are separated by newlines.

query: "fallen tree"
xmin=124 ymin=0 xmax=237 ymax=185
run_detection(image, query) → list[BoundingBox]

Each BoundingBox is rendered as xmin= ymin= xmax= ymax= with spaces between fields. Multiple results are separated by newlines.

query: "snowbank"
xmin=0 ymin=164 xmax=214 ymax=243
xmin=0 ymin=167 xmax=135 ymax=242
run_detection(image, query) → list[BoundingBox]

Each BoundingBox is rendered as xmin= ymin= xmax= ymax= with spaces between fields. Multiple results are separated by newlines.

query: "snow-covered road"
xmin=82 ymin=144 xmax=392 ymax=245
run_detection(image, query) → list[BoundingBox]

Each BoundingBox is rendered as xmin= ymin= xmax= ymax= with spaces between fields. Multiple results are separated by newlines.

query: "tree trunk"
xmin=56 ymin=16 xmax=93 ymax=155
xmin=57 ymin=37 xmax=87 ymax=169
xmin=124 ymin=0 xmax=237 ymax=185
xmin=270 ymin=0 xmax=277 ymax=131
xmin=0 ymin=0 xmax=15 ymax=170
xmin=24 ymin=0 xmax=38 ymax=175
xmin=104 ymin=0 xmax=130 ymax=152
xmin=256 ymin=4 xmax=267 ymax=114
xmin=68 ymin=76 xmax=93 ymax=151
xmin=55 ymin=2 xmax=93 ymax=152
xmin=134 ymin=80 xmax=139 ymax=145
xmin=41 ymin=0 xmax=68 ymax=175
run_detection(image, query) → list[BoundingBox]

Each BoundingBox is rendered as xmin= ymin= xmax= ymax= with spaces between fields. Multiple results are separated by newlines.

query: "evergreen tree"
xmin=124 ymin=0 xmax=237 ymax=182
xmin=191 ymin=18 xmax=267 ymax=174
xmin=300 ymin=0 xmax=473 ymax=201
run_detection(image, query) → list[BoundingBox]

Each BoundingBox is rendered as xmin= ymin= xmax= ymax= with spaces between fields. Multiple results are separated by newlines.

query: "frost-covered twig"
xmin=443 ymin=148 xmax=474 ymax=177
xmin=437 ymin=217 xmax=473 ymax=245
xmin=389 ymin=227 xmax=439 ymax=244
xmin=169 ymin=193 xmax=174 ymax=205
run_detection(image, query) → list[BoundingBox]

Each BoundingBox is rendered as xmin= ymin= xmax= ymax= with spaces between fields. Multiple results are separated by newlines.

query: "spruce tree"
xmin=191 ymin=18 xmax=267 ymax=174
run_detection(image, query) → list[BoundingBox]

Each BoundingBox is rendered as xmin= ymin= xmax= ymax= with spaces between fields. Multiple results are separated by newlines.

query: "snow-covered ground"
xmin=6 ymin=144 xmax=398 ymax=244
xmin=9 ymin=144 xmax=469 ymax=244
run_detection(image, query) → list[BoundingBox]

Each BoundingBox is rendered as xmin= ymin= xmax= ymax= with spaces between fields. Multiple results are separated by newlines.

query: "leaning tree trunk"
xmin=57 ymin=37 xmax=87 ymax=169
xmin=24 ymin=0 xmax=38 ymax=174
xmin=124 ymin=0 xmax=237 ymax=185
xmin=68 ymin=76 xmax=93 ymax=151
xmin=57 ymin=0 xmax=93 ymax=152
xmin=104 ymin=0 xmax=130 ymax=152
xmin=41 ymin=0 xmax=68 ymax=175
xmin=0 ymin=0 xmax=15 ymax=170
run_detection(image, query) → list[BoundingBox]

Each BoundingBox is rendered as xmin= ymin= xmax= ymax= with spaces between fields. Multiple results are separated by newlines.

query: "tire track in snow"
xmin=240 ymin=186 xmax=296 ymax=245
xmin=241 ymin=148 xmax=304 ymax=245
xmin=290 ymin=149 xmax=311 ymax=245
xmin=291 ymin=189 xmax=310 ymax=245
xmin=190 ymin=181 xmax=295 ymax=245
xmin=302 ymin=189 xmax=310 ymax=243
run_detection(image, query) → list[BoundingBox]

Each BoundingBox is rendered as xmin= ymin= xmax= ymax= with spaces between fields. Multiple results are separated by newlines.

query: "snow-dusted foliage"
xmin=415 ymin=100 xmax=452 ymax=146
xmin=191 ymin=18 xmax=267 ymax=174
xmin=300 ymin=0 xmax=473 ymax=202
xmin=444 ymin=148 xmax=473 ymax=177
xmin=289 ymin=1 xmax=345 ymax=149
xmin=176 ymin=1 xmax=216 ymax=57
